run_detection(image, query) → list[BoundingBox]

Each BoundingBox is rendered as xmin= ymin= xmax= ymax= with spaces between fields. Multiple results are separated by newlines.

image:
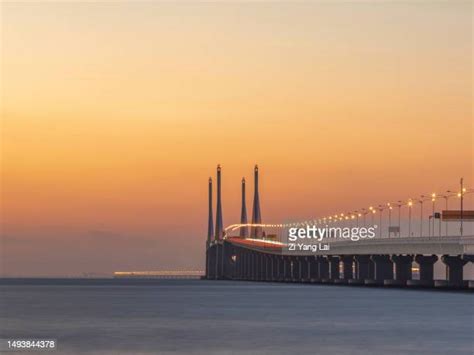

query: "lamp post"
xmin=350 ymin=213 xmax=356 ymax=229
xmin=460 ymin=188 xmax=474 ymax=236
xmin=378 ymin=205 xmax=383 ymax=238
xmin=387 ymin=203 xmax=392 ymax=227
xmin=408 ymin=200 xmax=413 ymax=237
xmin=431 ymin=193 xmax=436 ymax=237
xmin=369 ymin=206 xmax=375 ymax=226
xmin=387 ymin=203 xmax=393 ymax=238
xmin=440 ymin=191 xmax=455 ymax=237
xmin=428 ymin=215 xmax=432 ymax=237
xmin=419 ymin=195 xmax=426 ymax=237
xmin=396 ymin=201 xmax=403 ymax=237
xmin=459 ymin=178 xmax=464 ymax=237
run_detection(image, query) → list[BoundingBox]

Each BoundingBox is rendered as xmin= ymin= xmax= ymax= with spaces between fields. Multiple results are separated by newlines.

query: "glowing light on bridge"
xmin=224 ymin=183 xmax=472 ymax=240
xmin=114 ymin=271 xmax=204 ymax=278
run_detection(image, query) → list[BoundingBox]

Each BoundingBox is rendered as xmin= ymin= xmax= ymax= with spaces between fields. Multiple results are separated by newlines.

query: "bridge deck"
xmin=226 ymin=235 xmax=474 ymax=256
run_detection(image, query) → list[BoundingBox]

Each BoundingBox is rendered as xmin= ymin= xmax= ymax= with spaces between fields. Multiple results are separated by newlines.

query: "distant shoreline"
xmin=0 ymin=278 xmax=201 ymax=285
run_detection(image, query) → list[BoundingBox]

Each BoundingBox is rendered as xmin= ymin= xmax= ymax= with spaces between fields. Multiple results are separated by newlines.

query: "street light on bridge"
xmin=395 ymin=200 xmax=403 ymax=237
xmin=368 ymin=206 xmax=375 ymax=226
xmin=378 ymin=205 xmax=384 ymax=238
xmin=354 ymin=211 xmax=361 ymax=228
xmin=418 ymin=195 xmax=429 ymax=237
xmin=386 ymin=203 xmax=392 ymax=237
xmin=408 ymin=200 xmax=413 ymax=237
xmin=361 ymin=209 xmax=367 ymax=228
xmin=459 ymin=179 xmax=465 ymax=237
xmin=430 ymin=193 xmax=437 ymax=237
xmin=439 ymin=190 xmax=456 ymax=236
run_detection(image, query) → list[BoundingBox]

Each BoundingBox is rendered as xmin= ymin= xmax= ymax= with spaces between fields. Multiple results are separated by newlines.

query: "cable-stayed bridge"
xmin=204 ymin=165 xmax=474 ymax=289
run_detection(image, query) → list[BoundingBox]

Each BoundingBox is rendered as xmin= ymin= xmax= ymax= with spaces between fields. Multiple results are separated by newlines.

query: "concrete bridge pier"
xmin=246 ymin=251 xmax=252 ymax=281
xmin=269 ymin=255 xmax=275 ymax=281
xmin=259 ymin=253 xmax=265 ymax=281
xmin=212 ymin=244 xmax=219 ymax=279
xmin=388 ymin=255 xmax=413 ymax=286
xmin=300 ymin=257 xmax=306 ymax=281
xmin=290 ymin=257 xmax=297 ymax=282
xmin=300 ymin=257 xmax=309 ymax=282
xmin=238 ymin=249 xmax=244 ymax=280
xmin=264 ymin=255 xmax=271 ymax=281
xmin=259 ymin=254 xmax=265 ymax=281
xmin=269 ymin=256 xmax=274 ymax=281
xmin=273 ymin=255 xmax=279 ymax=281
xmin=462 ymin=256 xmax=474 ymax=289
xmin=206 ymin=245 xmax=215 ymax=279
xmin=205 ymin=244 xmax=210 ymax=279
xmin=291 ymin=257 xmax=299 ymax=282
xmin=249 ymin=252 xmax=256 ymax=281
xmin=350 ymin=255 xmax=370 ymax=285
xmin=242 ymin=251 xmax=248 ymax=280
xmin=240 ymin=249 xmax=247 ymax=280
xmin=366 ymin=255 xmax=393 ymax=285
xmin=209 ymin=244 xmax=216 ymax=279
xmin=436 ymin=255 xmax=468 ymax=288
xmin=205 ymin=246 xmax=210 ymax=279
xmin=463 ymin=255 xmax=474 ymax=289
xmin=273 ymin=256 xmax=279 ymax=281
xmin=233 ymin=249 xmax=238 ymax=280
xmin=267 ymin=255 xmax=273 ymax=281
xmin=238 ymin=250 xmax=244 ymax=280
xmin=276 ymin=256 xmax=282 ymax=281
xmin=272 ymin=256 xmax=279 ymax=281
xmin=254 ymin=253 xmax=260 ymax=281
xmin=294 ymin=257 xmax=303 ymax=282
xmin=256 ymin=253 xmax=262 ymax=281
xmin=214 ymin=243 xmax=224 ymax=280
xmin=252 ymin=253 xmax=258 ymax=281
xmin=243 ymin=251 xmax=249 ymax=280
xmin=277 ymin=256 xmax=285 ymax=281
xmin=221 ymin=243 xmax=226 ymax=279
xmin=335 ymin=255 xmax=353 ymax=284
xmin=284 ymin=257 xmax=292 ymax=282
xmin=318 ymin=256 xmax=330 ymax=281
xmin=222 ymin=244 xmax=235 ymax=280
xmin=407 ymin=255 xmax=438 ymax=287
xmin=263 ymin=254 xmax=269 ymax=281
xmin=325 ymin=256 xmax=339 ymax=283
xmin=281 ymin=257 xmax=287 ymax=281
xmin=254 ymin=252 xmax=260 ymax=281
xmin=308 ymin=257 xmax=320 ymax=282
xmin=253 ymin=253 xmax=259 ymax=281
xmin=298 ymin=256 xmax=308 ymax=282
xmin=368 ymin=258 xmax=375 ymax=280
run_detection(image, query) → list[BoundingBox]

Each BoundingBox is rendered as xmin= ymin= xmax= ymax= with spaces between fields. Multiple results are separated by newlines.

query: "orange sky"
xmin=1 ymin=2 xmax=472 ymax=276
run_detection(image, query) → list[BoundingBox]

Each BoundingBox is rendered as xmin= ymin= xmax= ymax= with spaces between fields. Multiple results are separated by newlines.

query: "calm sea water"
xmin=0 ymin=280 xmax=472 ymax=354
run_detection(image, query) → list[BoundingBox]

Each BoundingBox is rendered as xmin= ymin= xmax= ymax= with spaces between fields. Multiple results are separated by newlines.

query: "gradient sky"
xmin=1 ymin=1 xmax=472 ymax=276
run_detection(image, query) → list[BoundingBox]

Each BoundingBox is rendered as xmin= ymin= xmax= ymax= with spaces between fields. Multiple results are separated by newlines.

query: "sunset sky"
xmin=1 ymin=2 xmax=472 ymax=276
